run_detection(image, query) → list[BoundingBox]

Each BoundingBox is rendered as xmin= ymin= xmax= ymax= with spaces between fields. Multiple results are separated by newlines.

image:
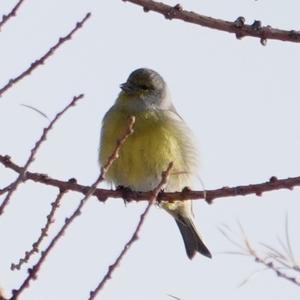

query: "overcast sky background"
xmin=1 ymin=1 xmax=300 ymax=299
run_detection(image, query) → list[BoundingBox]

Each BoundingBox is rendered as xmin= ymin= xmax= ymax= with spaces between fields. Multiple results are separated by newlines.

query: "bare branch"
xmin=0 ymin=0 xmax=25 ymax=31
xmin=11 ymin=190 xmax=66 ymax=271
xmin=0 ymin=12 xmax=91 ymax=98
xmin=1 ymin=156 xmax=300 ymax=202
xmin=0 ymin=182 xmax=16 ymax=195
xmin=247 ymin=240 xmax=300 ymax=287
xmin=123 ymin=0 xmax=300 ymax=43
xmin=89 ymin=162 xmax=173 ymax=299
xmin=222 ymin=223 xmax=300 ymax=287
xmin=8 ymin=117 xmax=135 ymax=300
xmin=0 ymin=94 xmax=84 ymax=215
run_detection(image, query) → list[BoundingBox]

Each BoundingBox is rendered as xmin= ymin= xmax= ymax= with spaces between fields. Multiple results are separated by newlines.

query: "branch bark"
xmin=1 ymin=154 xmax=299 ymax=203
xmin=0 ymin=94 xmax=84 ymax=215
xmin=8 ymin=117 xmax=136 ymax=300
xmin=89 ymin=162 xmax=173 ymax=299
xmin=0 ymin=0 xmax=25 ymax=31
xmin=123 ymin=0 xmax=300 ymax=44
xmin=0 ymin=12 xmax=91 ymax=98
xmin=11 ymin=190 xmax=66 ymax=271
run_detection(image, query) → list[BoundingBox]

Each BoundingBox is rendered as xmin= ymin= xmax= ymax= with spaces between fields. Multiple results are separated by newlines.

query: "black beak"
xmin=120 ymin=82 xmax=132 ymax=92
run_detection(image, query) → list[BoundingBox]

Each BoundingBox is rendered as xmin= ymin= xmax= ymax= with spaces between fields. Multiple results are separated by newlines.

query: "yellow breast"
xmin=99 ymin=107 xmax=194 ymax=192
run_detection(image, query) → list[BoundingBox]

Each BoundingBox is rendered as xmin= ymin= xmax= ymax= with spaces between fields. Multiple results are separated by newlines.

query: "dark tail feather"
xmin=175 ymin=218 xmax=212 ymax=259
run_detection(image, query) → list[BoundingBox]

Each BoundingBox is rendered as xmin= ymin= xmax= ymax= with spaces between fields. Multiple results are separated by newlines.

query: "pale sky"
xmin=1 ymin=1 xmax=300 ymax=299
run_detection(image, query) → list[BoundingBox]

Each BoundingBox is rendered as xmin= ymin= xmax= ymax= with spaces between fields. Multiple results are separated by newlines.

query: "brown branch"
xmin=0 ymin=94 xmax=84 ymax=215
xmin=89 ymin=162 xmax=173 ymax=299
xmin=0 ymin=12 xmax=91 ymax=98
xmin=123 ymin=0 xmax=300 ymax=44
xmin=0 ymin=182 xmax=15 ymax=195
xmin=1 ymin=155 xmax=300 ymax=202
xmin=11 ymin=190 xmax=66 ymax=271
xmin=8 ymin=116 xmax=136 ymax=300
xmin=0 ymin=0 xmax=25 ymax=31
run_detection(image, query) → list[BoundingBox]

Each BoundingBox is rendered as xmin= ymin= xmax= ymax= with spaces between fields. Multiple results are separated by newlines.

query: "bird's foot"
xmin=116 ymin=185 xmax=132 ymax=206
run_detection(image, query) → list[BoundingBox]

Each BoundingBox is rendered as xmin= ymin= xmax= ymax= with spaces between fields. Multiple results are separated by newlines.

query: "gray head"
xmin=119 ymin=68 xmax=173 ymax=110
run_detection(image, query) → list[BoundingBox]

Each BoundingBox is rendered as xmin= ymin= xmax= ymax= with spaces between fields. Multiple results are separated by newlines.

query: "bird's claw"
xmin=116 ymin=185 xmax=132 ymax=206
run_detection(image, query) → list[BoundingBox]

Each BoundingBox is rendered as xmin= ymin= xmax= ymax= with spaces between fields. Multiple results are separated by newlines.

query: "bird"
xmin=99 ymin=68 xmax=211 ymax=259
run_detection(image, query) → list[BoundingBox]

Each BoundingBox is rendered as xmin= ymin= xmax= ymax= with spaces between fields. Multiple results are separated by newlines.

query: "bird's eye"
xmin=139 ymin=84 xmax=148 ymax=90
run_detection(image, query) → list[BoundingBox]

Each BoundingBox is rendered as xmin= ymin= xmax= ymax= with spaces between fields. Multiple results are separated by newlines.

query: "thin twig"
xmin=0 ymin=94 xmax=84 ymax=215
xmin=284 ymin=214 xmax=296 ymax=265
xmin=20 ymin=104 xmax=49 ymax=120
xmin=221 ymin=223 xmax=300 ymax=287
xmin=262 ymin=217 xmax=300 ymax=274
xmin=89 ymin=162 xmax=173 ymax=299
xmin=167 ymin=294 xmax=182 ymax=300
xmin=11 ymin=189 xmax=66 ymax=271
xmin=0 ymin=182 xmax=15 ymax=195
xmin=246 ymin=241 xmax=300 ymax=287
xmin=0 ymin=12 xmax=91 ymax=98
xmin=8 ymin=116 xmax=136 ymax=300
xmin=123 ymin=0 xmax=300 ymax=43
xmin=1 ymin=155 xmax=300 ymax=203
xmin=0 ymin=0 xmax=25 ymax=31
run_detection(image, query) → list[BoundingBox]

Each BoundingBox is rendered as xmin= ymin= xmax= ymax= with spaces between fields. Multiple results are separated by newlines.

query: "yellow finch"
xmin=99 ymin=68 xmax=211 ymax=259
